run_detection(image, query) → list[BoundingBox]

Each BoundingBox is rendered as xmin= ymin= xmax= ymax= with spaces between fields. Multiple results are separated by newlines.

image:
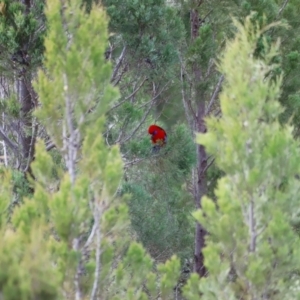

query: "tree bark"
xmin=17 ymin=0 xmax=36 ymax=174
xmin=190 ymin=3 xmax=208 ymax=277
xmin=194 ymin=113 xmax=207 ymax=277
xmin=17 ymin=77 xmax=34 ymax=168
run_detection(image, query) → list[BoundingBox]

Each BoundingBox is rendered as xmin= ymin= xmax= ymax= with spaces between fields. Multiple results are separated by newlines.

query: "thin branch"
xmin=179 ymin=55 xmax=197 ymax=120
xmin=111 ymin=46 xmax=126 ymax=83
xmin=0 ymin=126 xmax=19 ymax=154
xmin=205 ymin=58 xmax=215 ymax=79
xmin=137 ymin=86 xmax=169 ymax=109
xmin=45 ymin=141 xmax=56 ymax=151
xmin=90 ymin=205 xmax=101 ymax=300
xmin=206 ymin=74 xmax=224 ymax=115
xmin=249 ymin=199 xmax=256 ymax=252
xmin=84 ymin=222 xmax=97 ymax=249
xmin=180 ymin=57 xmax=193 ymax=129
xmin=0 ymin=141 xmax=8 ymax=166
xmin=124 ymin=157 xmax=147 ymax=168
xmin=119 ymin=82 xmax=170 ymax=144
xmin=107 ymin=77 xmax=148 ymax=113
xmin=278 ymin=0 xmax=289 ymax=17
xmin=202 ymin=158 xmax=215 ymax=174
xmin=24 ymin=118 xmax=38 ymax=172
xmin=113 ymin=62 xmax=128 ymax=87
xmin=120 ymin=101 xmax=154 ymax=144
xmin=115 ymin=117 xmax=129 ymax=144
xmin=124 ymin=77 xmax=148 ymax=101
xmin=202 ymin=9 xmax=213 ymax=21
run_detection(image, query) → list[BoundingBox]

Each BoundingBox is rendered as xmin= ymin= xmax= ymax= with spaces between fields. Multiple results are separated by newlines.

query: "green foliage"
xmin=186 ymin=16 xmax=300 ymax=299
xmin=0 ymin=1 xmax=183 ymax=299
xmin=11 ymin=170 xmax=32 ymax=200
xmin=103 ymin=0 xmax=183 ymax=75
xmin=187 ymin=23 xmax=217 ymax=70
xmin=123 ymin=124 xmax=196 ymax=261
xmin=0 ymin=226 xmax=62 ymax=300
xmin=0 ymin=168 xmax=11 ymax=228
xmin=34 ymin=1 xmax=118 ymax=146
xmin=0 ymin=0 xmax=45 ymax=67
xmin=0 ymin=94 xmax=20 ymax=117
xmin=102 ymin=0 xmax=187 ymax=151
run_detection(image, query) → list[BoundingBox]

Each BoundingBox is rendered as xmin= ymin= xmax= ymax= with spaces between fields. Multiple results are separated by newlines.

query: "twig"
xmin=84 ymin=222 xmax=97 ymax=249
xmin=0 ymin=141 xmax=8 ymax=166
xmin=202 ymin=157 xmax=215 ymax=174
xmin=0 ymin=126 xmax=18 ymax=154
xmin=205 ymin=58 xmax=215 ymax=79
xmin=249 ymin=199 xmax=256 ymax=252
xmin=125 ymin=77 xmax=148 ymax=101
xmin=124 ymin=157 xmax=147 ymax=168
xmin=118 ymin=81 xmax=170 ymax=144
xmin=180 ymin=56 xmax=193 ymax=129
xmin=120 ymin=99 xmax=155 ymax=144
xmin=24 ymin=117 xmax=38 ymax=172
xmin=178 ymin=55 xmax=197 ymax=121
xmin=206 ymin=74 xmax=224 ymax=115
xmin=113 ymin=62 xmax=128 ymax=87
xmin=278 ymin=0 xmax=289 ymax=17
xmin=139 ymin=81 xmax=170 ymax=109
xmin=45 ymin=141 xmax=56 ymax=151
xmin=111 ymin=46 xmax=126 ymax=83
xmin=107 ymin=77 xmax=148 ymax=113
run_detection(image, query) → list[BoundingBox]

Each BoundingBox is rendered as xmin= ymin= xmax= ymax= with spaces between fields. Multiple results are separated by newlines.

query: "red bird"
xmin=148 ymin=124 xmax=167 ymax=152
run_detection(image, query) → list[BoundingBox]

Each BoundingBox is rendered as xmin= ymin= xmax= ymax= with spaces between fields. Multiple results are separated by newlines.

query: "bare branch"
xmin=124 ymin=77 xmax=148 ymax=101
xmin=119 ymin=82 xmax=170 ymax=144
xmin=24 ymin=118 xmax=38 ymax=172
xmin=113 ymin=62 xmax=128 ymax=87
xmin=205 ymin=59 xmax=215 ymax=79
xmin=180 ymin=57 xmax=194 ymax=129
xmin=179 ymin=55 xmax=197 ymax=121
xmin=84 ymin=221 xmax=97 ymax=249
xmin=0 ymin=126 xmax=19 ymax=154
xmin=206 ymin=74 xmax=224 ymax=115
xmin=111 ymin=46 xmax=126 ymax=83
xmin=137 ymin=82 xmax=170 ymax=111
xmin=124 ymin=157 xmax=147 ymax=168
xmin=107 ymin=77 xmax=148 ymax=113
xmin=249 ymin=199 xmax=256 ymax=252
xmin=202 ymin=157 xmax=215 ymax=174
xmin=278 ymin=0 xmax=289 ymax=17
xmin=45 ymin=141 xmax=56 ymax=151
xmin=0 ymin=141 xmax=8 ymax=166
xmin=120 ymin=101 xmax=154 ymax=144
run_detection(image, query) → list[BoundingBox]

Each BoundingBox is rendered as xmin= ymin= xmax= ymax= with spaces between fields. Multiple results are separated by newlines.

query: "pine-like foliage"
xmin=184 ymin=16 xmax=300 ymax=299
xmin=123 ymin=123 xmax=196 ymax=261
xmin=0 ymin=1 xmax=183 ymax=299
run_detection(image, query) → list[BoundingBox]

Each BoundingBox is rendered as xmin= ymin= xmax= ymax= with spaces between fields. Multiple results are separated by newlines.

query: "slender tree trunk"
xmin=17 ymin=0 xmax=36 ymax=174
xmin=190 ymin=3 xmax=208 ymax=277
xmin=17 ymin=75 xmax=35 ymax=171
xmin=194 ymin=109 xmax=207 ymax=277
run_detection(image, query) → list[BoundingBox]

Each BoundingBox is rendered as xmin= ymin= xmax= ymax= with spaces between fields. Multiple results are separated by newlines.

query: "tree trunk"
xmin=194 ymin=113 xmax=207 ymax=277
xmin=17 ymin=75 xmax=35 ymax=171
xmin=17 ymin=0 xmax=36 ymax=174
xmin=190 ymin=3 xmax=208 ymax=277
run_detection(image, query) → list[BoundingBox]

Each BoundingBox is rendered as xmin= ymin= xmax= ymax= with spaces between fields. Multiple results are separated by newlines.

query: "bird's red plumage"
xmin=148 ymin=125 xmax=167 ymax=145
